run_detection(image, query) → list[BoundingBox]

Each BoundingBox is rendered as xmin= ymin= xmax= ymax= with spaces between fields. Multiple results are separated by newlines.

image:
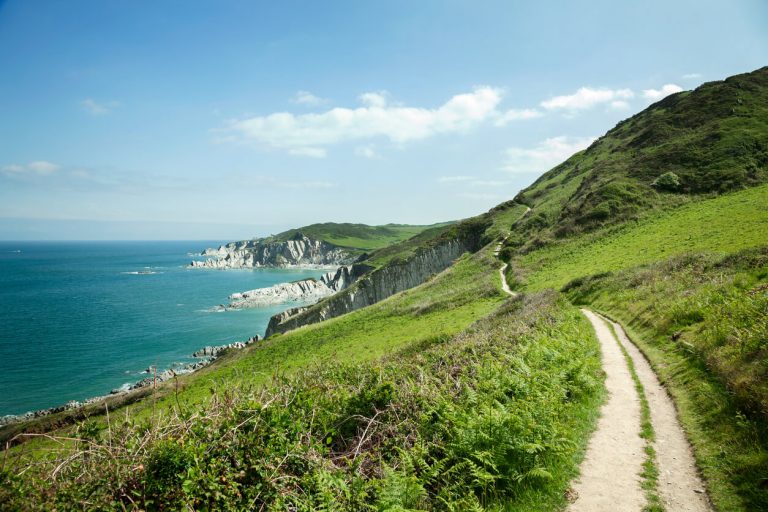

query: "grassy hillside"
xmin=511 ymin=66 xmax=768 ymax=244
xmin=516 ymin=183 xmax=768 ymax=290
xmin=271 ymin=222 xmax=453 ymax=251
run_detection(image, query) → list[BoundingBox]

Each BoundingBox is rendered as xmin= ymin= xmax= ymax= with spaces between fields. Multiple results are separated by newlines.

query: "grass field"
xmin=518 ymin=184 xmax=768 ymax=291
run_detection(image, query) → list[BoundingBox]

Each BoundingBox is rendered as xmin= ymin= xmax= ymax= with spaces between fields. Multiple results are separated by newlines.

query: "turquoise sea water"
xmin=0 ymin=241 xmax=327 ymax=416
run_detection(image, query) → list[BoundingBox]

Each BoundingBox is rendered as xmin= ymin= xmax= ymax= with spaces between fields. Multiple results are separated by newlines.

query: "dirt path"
xmin=568 ymin=309 xmax=646 ymax=511
xmin=607 ymin=317 xmax=711 ymax=511
xmin=494 ymin=237 xmax=515 ymax=297
xmin=570 ymin=310 xmax=712 ymax=511
xmin=498 ymin=263 xmax=514 ymax=296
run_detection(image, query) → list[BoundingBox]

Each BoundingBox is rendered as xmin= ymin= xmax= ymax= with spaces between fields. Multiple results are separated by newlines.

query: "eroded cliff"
xmin=190 ymin=232 xmax=355 ymax=269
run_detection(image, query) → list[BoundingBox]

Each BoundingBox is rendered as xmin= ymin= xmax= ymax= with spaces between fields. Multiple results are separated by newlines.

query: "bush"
xmin=651 ymin=171 xmax=681 ymax=191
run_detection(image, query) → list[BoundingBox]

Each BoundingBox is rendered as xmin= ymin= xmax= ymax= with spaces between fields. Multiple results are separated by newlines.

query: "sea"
xmin=0 ymin=241 xmax=329 ymax=417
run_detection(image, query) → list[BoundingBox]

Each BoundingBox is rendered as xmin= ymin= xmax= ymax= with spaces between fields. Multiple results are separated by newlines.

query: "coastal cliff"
xmin=228 ymin=264 xmax=372 ymax=308
xmin=265 ymin=238 xmax=470 ymax=336
xmin=190 ymin=232 xmax=355 ymax=269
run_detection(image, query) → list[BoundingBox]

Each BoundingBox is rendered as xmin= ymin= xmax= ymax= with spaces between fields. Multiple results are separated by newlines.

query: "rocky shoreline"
xmin=227 ymin=266 xmax=357 ymax=309
xmin=0 ymin=335 xmax=261 ymax=428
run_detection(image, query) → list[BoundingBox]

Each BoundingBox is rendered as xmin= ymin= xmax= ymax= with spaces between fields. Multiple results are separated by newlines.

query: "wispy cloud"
xmin=682 ymin=73 xmax=702 ymax=79
xmin=642 ymin=84 xmax=683 ymax=101
xmin=355 ymin=145 xmax=381 ymax=159
xmin=494 ymin=108 xmax=543 ymax=126
xmin=227 ymin=86 xmax=503 ymax=153
xmin=2 ymin=161 xmax=60 ymax=176
xmin=291 ymin=90 xmax=329 ymax=107
xmin=81 ymin=98 xmax=120 ymax=115
xmin=288 ymin=147 xmax=327 ymax=158
xmin=541 ymin=87 xmax=634 ymax=111
xmin=502 ymin=136 xmax=595 ymax=174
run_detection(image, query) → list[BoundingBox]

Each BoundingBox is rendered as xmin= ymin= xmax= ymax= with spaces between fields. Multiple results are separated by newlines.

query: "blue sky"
xmin=1 ymin=0 xmax=766 ymax=240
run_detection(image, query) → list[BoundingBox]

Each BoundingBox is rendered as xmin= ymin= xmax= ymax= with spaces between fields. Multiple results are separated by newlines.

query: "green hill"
xmin=3 ymin=67 xmax=768 ymax=511
xmin=512 ymin=66 xmax=768 ymax=245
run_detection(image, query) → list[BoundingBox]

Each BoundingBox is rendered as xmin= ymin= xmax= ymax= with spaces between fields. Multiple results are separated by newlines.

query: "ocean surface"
xmin=0 ymin=241 xmax=328 ymax=416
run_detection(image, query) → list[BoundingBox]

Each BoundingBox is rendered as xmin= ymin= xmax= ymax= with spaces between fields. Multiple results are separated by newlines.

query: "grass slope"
xmin=511 ymin=66 xmax=768 ymax=244
xmin=518 ymin=184 xmax=768 ymax=290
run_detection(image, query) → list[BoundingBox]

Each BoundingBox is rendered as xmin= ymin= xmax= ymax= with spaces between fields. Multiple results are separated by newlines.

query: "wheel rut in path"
xmin=570 ymin=310 xmax=711 ymax=511
xmin=606 ymin=316 xmax=711 ymax=511
xmin=568 ymin=309 xmax=646 ymax=511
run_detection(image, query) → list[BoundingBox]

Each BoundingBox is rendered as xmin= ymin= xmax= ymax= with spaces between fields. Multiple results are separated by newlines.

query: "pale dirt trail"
xmin=568 ymin=310 xmax=646 ymax=511
xmin=494 ymin=238 xmax=516 ymax=297
xmin=608 ymin=318 xmax=711 ymax=511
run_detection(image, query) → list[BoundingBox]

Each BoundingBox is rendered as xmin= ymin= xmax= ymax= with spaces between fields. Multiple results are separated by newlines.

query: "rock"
xmin=189 ymin=232 xmax=355 ymax=270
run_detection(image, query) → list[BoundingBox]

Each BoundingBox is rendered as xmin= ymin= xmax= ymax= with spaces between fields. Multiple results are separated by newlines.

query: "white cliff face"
xmin=227 ymin=266 xmax=357 ymax=308
xmin=190 ymin=233 xmax=354 ymax=269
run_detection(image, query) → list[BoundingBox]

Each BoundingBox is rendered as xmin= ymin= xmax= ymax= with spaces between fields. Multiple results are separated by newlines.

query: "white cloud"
xmin=502 ymin=136 xmax=595 ymax=174
xmin=2 ymin=161 xmax=60 ymax=176
xmin=610 ymin=100 xmax=630 ymax=110
xmin=541 ymin=87 xmax=634 ymax=111
xmin=682 ymin=73 xmax=702 ymax=79
xmin=359 ymin=91 xmax=388 ymax=108
xmin=81 ymin=98 xmax=119 ymax=115
xmin=438 ymin=175 xmax=474 ymax=183
xmin=228 ymin=86 xmax=503 ymax=153
xmin=292 ymin=90 xmax=328 ymax=106
xmin=355 ymin=145 xmax=380 ymax=159
xmin=494 ymin=108 xmax=543 ymax=126
xmin=288 ymin=147 xmax=327 ymax=158
xmin=642 ymin=84 xmax=684 ymax=101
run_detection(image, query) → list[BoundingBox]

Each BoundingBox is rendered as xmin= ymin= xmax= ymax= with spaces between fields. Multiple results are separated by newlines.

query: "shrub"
xmin=651 ymin=171 xmax=681 ymax=191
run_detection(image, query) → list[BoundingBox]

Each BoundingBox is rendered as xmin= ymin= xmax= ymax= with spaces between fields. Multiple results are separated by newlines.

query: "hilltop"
xmin=2 ymin=67 xmax=767 ymax=511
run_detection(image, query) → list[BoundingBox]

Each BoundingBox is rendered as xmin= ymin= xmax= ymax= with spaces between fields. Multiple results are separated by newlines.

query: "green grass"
xmin=271 ymin=222 xmax=453 ymax=251
xmin=566 ymin=248 xmax=768 ymax=511
xmin=0 ymin=292 xmax=604 ymax=511
xmin=163 ymin=249 xmax=505 ymax=407
xmin=518 ymin=184 xmax=768 ymax=291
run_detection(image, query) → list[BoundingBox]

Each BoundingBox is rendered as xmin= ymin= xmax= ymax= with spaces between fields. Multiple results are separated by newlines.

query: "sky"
xmin=0 ymin=0 xmax=766 ymax=240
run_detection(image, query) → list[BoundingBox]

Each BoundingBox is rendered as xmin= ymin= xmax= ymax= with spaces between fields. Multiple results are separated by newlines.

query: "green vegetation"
xmin=512 ymin=66 xmax=767 ymax=241
xmin=517 ymin=183 xmax=768 ymax=290
xmin=1 ymin=293 xmax=603 ymax=510
xmin=566 ymin=249 xmax=768 ymax=511
xmin=271 ymin=222 xmax=453 ymax=251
